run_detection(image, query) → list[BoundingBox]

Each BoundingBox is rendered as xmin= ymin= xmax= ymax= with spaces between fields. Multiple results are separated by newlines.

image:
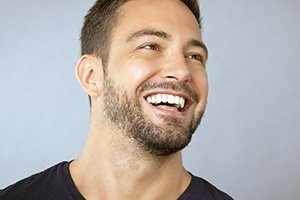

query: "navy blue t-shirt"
xmin=0 ymin=162 xmax=233 ymax=200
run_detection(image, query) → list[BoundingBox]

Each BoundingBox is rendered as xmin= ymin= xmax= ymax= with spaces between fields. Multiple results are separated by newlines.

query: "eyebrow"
xmin=126 ymin=28 xmax=171 ymax=43
xmin=126 ymin=28 xmax=209 ymax=60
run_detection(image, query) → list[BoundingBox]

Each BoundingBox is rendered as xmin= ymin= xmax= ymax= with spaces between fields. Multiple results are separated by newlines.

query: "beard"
xmin=102 ymin=75 xmax=205 ymax=156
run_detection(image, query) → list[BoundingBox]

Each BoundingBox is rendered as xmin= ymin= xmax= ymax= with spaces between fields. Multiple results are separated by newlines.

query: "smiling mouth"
xmin=144 ymin=93 xmax=190 ymax=112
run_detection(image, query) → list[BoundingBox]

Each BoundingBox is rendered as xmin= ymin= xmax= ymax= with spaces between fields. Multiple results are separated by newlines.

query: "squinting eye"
xmin=141 ymin=44 xmax=158 ymax=51
xmin=187 ymin=54 xmax=204 ymax=63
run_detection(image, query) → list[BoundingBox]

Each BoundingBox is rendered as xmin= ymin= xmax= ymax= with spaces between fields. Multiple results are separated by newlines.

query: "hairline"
xmin=100 ymin=0 xmax=203 ymax=66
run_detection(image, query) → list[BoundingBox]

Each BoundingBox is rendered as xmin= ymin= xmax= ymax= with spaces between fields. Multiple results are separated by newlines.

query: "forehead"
xmin=114 ymin=0 xmax=202 ymax=41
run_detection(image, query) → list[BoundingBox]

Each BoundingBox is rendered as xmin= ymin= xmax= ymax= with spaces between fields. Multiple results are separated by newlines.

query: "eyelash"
xmin=140 ymin=43 xmax=160 ymax=51
xmin=139 ymin=44 xmax=204 ymax=64
xmin=187 ymin=53 xmax=204 ymax=63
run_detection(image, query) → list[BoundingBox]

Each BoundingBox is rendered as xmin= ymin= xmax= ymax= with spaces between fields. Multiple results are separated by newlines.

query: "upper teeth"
xmin=146 ymin=94 xmax=186 ymax=109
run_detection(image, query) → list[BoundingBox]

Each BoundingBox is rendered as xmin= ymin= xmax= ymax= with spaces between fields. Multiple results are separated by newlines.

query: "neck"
xmin=70 ymin=114 xmax=191 ymax=200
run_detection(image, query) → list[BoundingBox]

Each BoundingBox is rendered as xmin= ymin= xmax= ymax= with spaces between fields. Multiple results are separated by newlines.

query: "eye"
xmin=187 ymin=53 xmax=204 ymax=64
xmin=140 ymin=43 xmax=160 ymax=51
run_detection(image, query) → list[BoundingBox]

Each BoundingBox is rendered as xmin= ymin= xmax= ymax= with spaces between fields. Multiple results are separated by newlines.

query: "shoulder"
xmin=180 ymin=173 xmax=234 ymax=200
xmin=196 ymin=176 xmax=234 ymax=200
xmin=0 ymin=161 xmax=70 ymax=200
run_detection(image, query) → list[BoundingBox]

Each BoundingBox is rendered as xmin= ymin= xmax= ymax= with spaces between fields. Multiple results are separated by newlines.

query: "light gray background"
xmin=0 ymin=1 xmax=299 ymax=199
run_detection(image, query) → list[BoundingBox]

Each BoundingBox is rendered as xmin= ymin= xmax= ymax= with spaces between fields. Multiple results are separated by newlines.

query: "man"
xmin=0 ymin=0 xmax=233 ymax=199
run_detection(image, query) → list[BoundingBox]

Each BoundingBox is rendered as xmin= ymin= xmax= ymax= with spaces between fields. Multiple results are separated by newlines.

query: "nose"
xmin=159 ymin=54 xmax=191 ymax=82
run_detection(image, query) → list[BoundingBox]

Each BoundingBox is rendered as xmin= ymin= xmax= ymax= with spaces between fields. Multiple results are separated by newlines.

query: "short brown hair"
xmin=81 ymin=0 xmax=202 ymax=106
xmin=81 ymin=0 xmax=201 ymax=62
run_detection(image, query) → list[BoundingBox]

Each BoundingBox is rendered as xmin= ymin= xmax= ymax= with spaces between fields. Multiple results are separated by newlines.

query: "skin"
xmin=71 ymin=0 xmax=208 ymax=199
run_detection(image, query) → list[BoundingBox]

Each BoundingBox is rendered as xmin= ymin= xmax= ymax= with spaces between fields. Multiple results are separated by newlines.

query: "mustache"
xmin=139 ymin=81 xmax=199 ymax=103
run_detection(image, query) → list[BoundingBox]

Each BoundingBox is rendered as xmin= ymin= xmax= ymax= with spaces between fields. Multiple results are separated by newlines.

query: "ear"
xmin=75 ymin=55 xmax=104 ymax=98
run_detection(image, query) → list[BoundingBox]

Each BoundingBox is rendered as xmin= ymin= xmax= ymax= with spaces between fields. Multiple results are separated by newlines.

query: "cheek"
xmin=114 ymin=58 xmax=161 ymax=93
xmin=192 ymin=69 xmax=209 ymax=102
xmin=200 ymin=78 xmax=209 ymax=101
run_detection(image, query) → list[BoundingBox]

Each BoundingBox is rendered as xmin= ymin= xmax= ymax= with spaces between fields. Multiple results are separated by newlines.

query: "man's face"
xmin=101 ymin=0 xmax=208 ymax=156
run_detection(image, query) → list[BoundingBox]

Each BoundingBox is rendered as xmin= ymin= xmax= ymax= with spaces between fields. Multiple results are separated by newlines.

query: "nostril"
xmin=165 ymin=75 xmax=178 ymax=79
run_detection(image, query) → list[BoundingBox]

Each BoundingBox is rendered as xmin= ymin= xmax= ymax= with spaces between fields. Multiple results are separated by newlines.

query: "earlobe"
xmin=75 ymin=55 xmax=103 ymax=98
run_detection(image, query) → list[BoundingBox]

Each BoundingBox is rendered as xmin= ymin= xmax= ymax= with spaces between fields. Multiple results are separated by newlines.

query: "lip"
xmin=142 ymin=90 xmax=194 ymax=115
